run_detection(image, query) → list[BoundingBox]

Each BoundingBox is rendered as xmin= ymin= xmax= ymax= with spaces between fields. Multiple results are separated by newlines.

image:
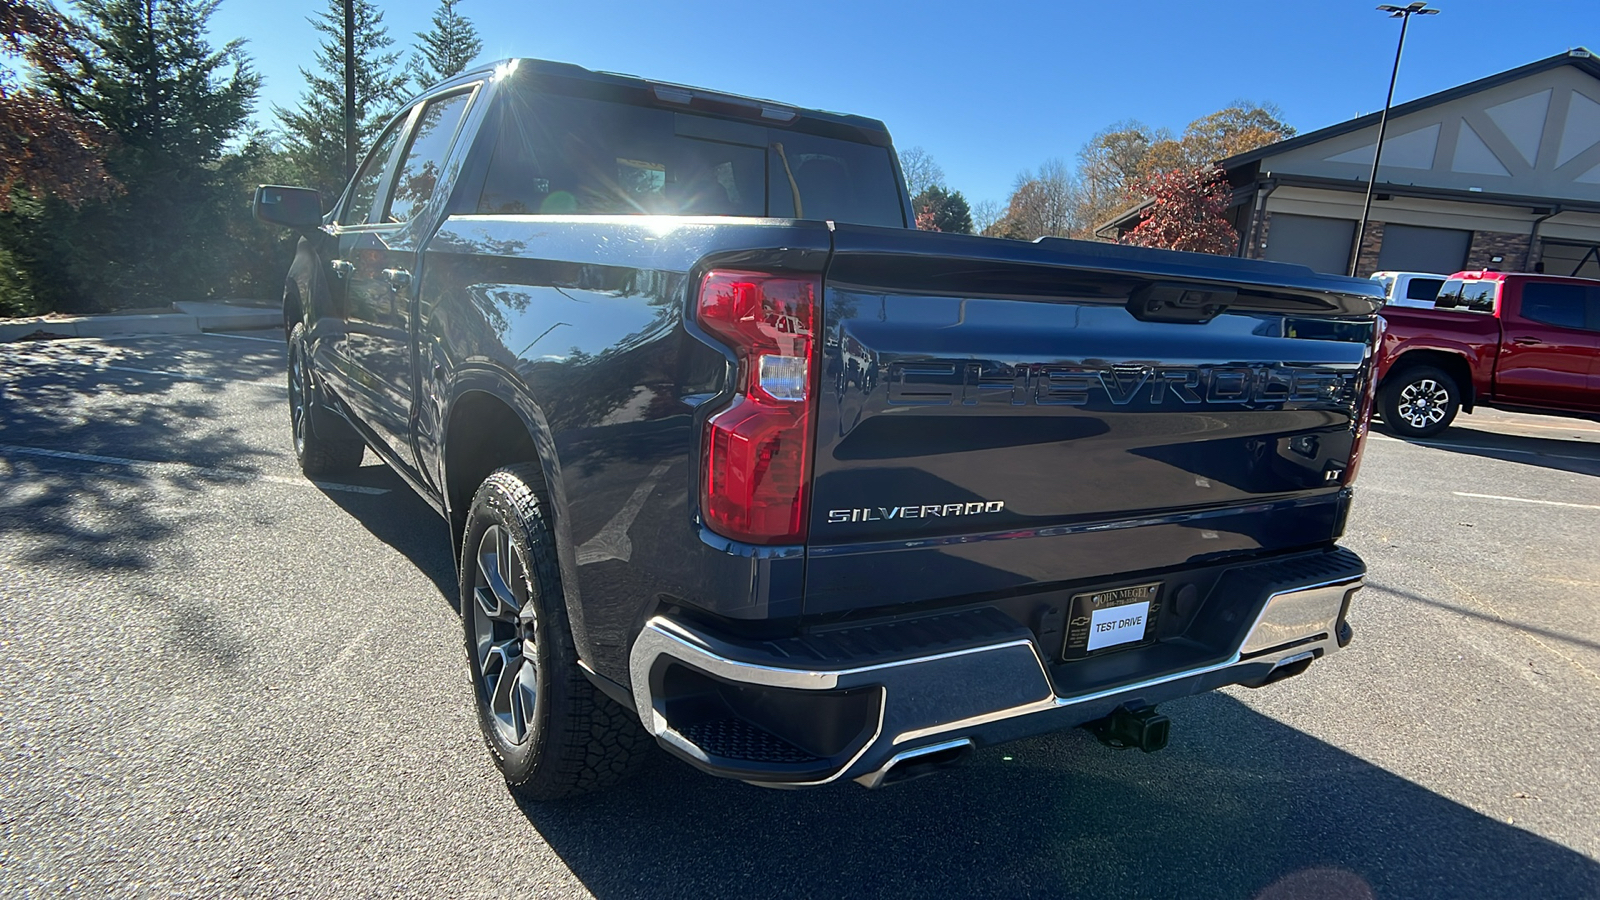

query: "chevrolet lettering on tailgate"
xmin=886 ymin=362 xmax=1354 ymax=407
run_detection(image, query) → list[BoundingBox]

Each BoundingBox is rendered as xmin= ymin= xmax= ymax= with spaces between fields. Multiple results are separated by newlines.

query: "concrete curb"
xmin=1 ymin=303 xmax=279 ymax=343
xmin=173 ymin=302 xmax=282 ymax=332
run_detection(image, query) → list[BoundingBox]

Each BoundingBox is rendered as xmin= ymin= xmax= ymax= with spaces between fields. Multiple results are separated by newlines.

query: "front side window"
xmin=1519 ymin=282 xmax=1588 ymax=330
xmin=340 ymin=121 xmax=406 ymax=226
xmin=386 ymin=89 xmax=475 ymax=225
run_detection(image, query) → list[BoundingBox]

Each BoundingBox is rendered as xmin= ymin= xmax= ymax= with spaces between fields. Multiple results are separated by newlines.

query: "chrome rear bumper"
xmin=629 ymin=559 xmax=1363 ymax=788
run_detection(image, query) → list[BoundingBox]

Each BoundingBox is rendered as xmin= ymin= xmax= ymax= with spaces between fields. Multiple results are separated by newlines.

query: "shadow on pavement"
xmin=1375 ymin=421 xmax=1600 ymax=478
xmin=514 ymin=692 xmax=1600 ymax=900
xmin=0 ymin=337 xmax=282 ymax=570
xmin=315 ymin=463 xmax=459 ymax=607
xmin=1369 ymin=580 xmax=1600 ymax=656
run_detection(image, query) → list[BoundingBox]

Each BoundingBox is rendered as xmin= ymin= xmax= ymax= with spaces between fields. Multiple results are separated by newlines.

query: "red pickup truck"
xmin=1377 ymin=270 xmax=1600 ymax=437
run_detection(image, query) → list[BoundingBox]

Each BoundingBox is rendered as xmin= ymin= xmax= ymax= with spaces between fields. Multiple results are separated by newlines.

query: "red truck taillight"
xmin=697 ymin=271 xmax=818 ymax=544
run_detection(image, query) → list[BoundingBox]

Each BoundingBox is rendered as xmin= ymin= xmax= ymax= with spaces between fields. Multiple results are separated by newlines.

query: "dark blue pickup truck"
xmin=254 ymin=58 xmax=1383 ymax=798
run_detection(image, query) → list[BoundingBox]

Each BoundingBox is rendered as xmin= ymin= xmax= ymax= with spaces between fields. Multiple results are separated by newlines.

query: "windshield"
xmin=477 ymin=89 xmax=904 ymax=226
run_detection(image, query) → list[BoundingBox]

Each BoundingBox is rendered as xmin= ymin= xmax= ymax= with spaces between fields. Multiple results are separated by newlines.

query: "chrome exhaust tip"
xmin=854 ymin=739 xmax=974 ymax=789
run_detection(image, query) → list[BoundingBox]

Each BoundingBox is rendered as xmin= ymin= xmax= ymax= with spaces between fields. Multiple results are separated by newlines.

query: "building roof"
xmin=1218 ymin=48 xmax=1600 ymax=172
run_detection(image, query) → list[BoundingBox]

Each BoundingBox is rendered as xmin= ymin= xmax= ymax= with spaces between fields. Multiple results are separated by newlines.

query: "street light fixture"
xmin=1350 ymin=2 xmax=1440 ymax=277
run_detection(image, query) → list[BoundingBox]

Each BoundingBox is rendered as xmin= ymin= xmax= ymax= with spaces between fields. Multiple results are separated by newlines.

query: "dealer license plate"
xmin=1061 ymin=582 xmax=1162 ymax=660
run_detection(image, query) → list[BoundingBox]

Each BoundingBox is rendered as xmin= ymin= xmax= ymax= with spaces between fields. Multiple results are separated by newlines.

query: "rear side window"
xmin=476 ymin=88 xmax=904 ymax=227
xmin=386 ymin=89 xmax=475 ymax=225
xmin=1519 ymin=282 xmax=1590 ymax=330
xmin=1436 ymin=279 xmax=1497 ymax=314
xmin=1405 ymin=278 xmax=1444 ymax=302
xmin=766 ymin=131 xmax=904 ymax=227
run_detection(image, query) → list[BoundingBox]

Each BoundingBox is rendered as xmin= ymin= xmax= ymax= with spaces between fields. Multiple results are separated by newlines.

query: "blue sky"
xmin=211 ymin=0 xmax=1596 ymax=208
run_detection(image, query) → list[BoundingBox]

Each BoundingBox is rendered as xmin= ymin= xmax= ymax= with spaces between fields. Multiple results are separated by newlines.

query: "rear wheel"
xmin=287 ymin=323 xmax=365 ymax=476
xmin=460 ymin=464 xmax=650 ymax=800
xmin=1380 ymin=365 xmax=1459 ymax=439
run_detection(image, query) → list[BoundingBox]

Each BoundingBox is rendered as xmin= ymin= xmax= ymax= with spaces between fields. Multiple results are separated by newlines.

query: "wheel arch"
xmin=440 ymin=373 xmax=593 ymax=660
xmin=282 ymin=278 xmax=304 ymax=340
xmin=1380 ymin=349 xmax=1475 ymax=412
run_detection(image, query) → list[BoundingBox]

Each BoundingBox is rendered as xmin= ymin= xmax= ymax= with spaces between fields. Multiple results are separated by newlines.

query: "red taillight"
xmin=1341 ymin=315 xmax=1387 ymax=487
xmin=697 ymin=271 xmax=817 ymax=544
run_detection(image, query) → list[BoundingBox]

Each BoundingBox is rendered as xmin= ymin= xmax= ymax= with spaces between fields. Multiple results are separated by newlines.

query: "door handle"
xmin=330 ymin=259 xmax=354 ymax=279
xmin=382 ymin=268 xmax=412 ymax=290
xmin=1511 ymin=336 xmax=1542 ymax=346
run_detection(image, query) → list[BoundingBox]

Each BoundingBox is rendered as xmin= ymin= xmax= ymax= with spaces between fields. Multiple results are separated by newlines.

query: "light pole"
xmin=1350 ymin=2 xmax=1439 ymax=277
xmin=344 ymin=0 xmax=356 ymax=180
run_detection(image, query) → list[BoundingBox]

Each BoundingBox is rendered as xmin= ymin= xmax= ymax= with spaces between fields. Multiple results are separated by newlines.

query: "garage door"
xmin=1263 ymin=214 xmax=1355 ymax=274
xmin=1376 ymin=224 xmax=1470 ymax=275
xmin=1540 ymin=241 xmax=1600 ymax=279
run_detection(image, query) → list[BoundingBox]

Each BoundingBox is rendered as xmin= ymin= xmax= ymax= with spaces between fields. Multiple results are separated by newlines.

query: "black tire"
xmin=1380 ymin=365 xmax=1460 ymax=438
xmin=460 ymin=464 xmax=649 ymax=800
xmin=287 ymin=323 xmax=365 ymax=476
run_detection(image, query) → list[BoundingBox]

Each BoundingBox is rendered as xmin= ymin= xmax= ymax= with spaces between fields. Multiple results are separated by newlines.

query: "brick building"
xmin=1108 ymin=49 xmax=1600 ymax=279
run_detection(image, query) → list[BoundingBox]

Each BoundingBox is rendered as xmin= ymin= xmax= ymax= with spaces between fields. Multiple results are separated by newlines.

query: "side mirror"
xmin=253 ymin=185 xmax=324 ymax=229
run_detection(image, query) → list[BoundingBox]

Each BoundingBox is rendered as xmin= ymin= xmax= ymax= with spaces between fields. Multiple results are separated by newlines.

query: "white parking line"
xmin=204 ymin=331 xmax=284 ymax=344
xmin=1468 ymin=419 xmax=1600 ymax=435
xmin=1453 ymin=492 xmax=1600 ymax=511
xmin=0 ymin=444 xmax=387 ymax=495
xmin=3 ymin=352 xmax=286 ymax=390
xmin=4 ymin=353 xmax=234 ymax=384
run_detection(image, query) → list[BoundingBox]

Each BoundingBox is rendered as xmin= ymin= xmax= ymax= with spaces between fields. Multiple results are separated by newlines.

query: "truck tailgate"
xmin=805 ymin=227 xmax=1382 ymax=615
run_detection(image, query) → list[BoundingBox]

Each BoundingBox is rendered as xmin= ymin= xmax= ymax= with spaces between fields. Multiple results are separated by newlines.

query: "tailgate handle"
xmin=1127 ymin=282 xmax=1236 ymax=324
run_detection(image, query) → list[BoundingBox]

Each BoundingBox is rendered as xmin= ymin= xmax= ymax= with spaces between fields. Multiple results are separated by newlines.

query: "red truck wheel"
xmin=1380 ymin=366 xmax=1459 ymax=438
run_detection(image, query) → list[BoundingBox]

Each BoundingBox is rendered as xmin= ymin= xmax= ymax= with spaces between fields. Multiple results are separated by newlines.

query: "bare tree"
xmin=990 ymin=158 xmax=1078 ymax=240
xmin=897 ymin=145 xmax=945 ymax=199
xmin=971 ymin=199 xmax=1002 ymax=236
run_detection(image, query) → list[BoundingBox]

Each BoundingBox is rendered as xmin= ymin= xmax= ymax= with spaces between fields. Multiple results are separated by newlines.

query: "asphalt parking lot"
xmin=3 ymin=331 xmax=1599 ymax=899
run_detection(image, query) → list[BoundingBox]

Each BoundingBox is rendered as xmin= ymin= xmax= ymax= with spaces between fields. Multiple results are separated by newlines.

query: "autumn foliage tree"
xmin=1068 ymin=102 xmax=1293 ymax=238
xmin=0 ymin=0 xmax=118 ymax=211
xmin=1119 ymin=165 xmax=1237 ymax=255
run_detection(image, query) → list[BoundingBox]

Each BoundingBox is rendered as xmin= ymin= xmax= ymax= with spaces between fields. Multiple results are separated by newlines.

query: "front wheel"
xmin=1380 ymin=365 xmax=1460 ymax=439
xmin=287 ymin=323 xmax=365 ymax=476
xmin=460 ymin=464 xmax=650 ymax=800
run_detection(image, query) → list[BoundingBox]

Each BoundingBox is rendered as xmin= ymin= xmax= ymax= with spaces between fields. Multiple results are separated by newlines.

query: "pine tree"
xmin=26 ymin=0 xmax=260 ymax=308
xmin=64 ymin=0 xmax=258 ymax=171
xmin=911 ymin=185 xmax=973 ymax=235
xmin=275 ymin=0 xmax=408 ymax=199
xmin=407 ymin=0 xmax=482 ymax=89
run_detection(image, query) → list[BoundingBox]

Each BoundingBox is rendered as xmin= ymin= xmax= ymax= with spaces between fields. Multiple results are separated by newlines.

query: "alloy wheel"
xmin=471 ymin=524 xmax=539 ymax=746
xmin=288 ymin=342 xmax=309 ymax=456
xmin=1396 ymin=378 xmax=1450 ymax=430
